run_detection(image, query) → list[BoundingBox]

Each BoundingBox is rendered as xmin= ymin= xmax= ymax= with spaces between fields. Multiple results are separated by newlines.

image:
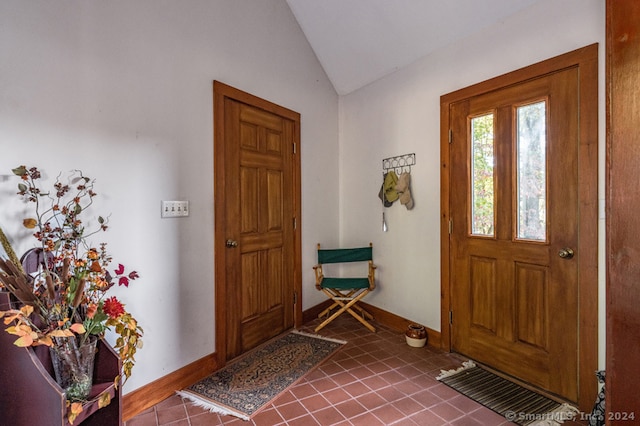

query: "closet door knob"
xmin=558 ymin=247 xmax=574 ymax=259
xmin=226 ymin=239 xmax=238 ymax=248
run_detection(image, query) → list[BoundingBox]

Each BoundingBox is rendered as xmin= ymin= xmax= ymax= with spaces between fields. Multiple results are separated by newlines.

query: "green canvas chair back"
xmin=317 ymin=246 xmax=373 ymax=264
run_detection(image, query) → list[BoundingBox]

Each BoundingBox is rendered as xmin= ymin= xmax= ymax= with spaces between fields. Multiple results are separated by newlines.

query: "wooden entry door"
xmin=214 ymin=82 xmax=302 ymax=361
xmin=441 ymin=45 xmax=598 ymax=410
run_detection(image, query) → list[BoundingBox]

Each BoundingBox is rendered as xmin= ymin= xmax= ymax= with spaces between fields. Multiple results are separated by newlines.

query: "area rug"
xmin=177 ymin=330 xmax=345 ymax=421
xmin=437 ymin=361 xmax=579 ymax=425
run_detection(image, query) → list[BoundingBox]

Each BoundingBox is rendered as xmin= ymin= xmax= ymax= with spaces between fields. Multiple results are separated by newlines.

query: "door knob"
xmin=558 ymin=247 xmax=574 ymax=259
xmin=226 ymin=239 xmax=238 ymax=248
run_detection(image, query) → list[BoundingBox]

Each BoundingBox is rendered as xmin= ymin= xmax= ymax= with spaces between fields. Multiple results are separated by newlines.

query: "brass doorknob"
xmin=225 ymin=239 xmax=238 ymax=248
xmin=558 ymin=247 xmax=574 ymax=259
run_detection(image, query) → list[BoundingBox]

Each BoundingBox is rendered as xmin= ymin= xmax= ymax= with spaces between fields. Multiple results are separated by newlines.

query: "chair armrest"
xmin=368 ymin=261 xmax=377 ymax=290
xmin=313 ymin=265 xmax=324 ymax=290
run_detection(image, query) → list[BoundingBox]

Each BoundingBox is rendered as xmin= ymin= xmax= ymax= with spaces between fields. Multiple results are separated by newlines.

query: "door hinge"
xmin=293 ymin=291 xmax=298 ymax=305
xmin=293 ymin=217 xmax=297 ymax=230
xmin=448 ymin=218 xmax=453 ymax=234
xmin=448 ymin=129 xmax=453 ymax=144
xmin=293 ymin=142 xmax=297 ymax=154
xmin=449 ymin=310 xmax=453 ymax=324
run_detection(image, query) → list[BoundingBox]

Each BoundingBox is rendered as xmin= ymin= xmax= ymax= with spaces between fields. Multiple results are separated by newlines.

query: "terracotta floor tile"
xmin=274 ymin=400 xmax=308 ymax=420
xmin=183 ymin=401 xmax=209 ymax=417
xmin=333 ymin=398 xmax=368 ymax=418
xmin=154 ymin=395 xmax=183 ymax=409
xmin=311 ymin=406 xmax=346 ymax=425
xmin=125 ymin=410 xmax=157 ymax=426
xmin=272 ymin=389 xmax=296 ymax=405
xmin=349 ymin=411 xmax=387 ymax=426
xmin=393 ymin=378 xmax=423 ymax=395
xmin=379 ymin=369 xmax=406 ymax=385
xmin=393 ymin=396 xmax=425 ymax=417
xmin=371 ymin=404 xmax=406 ymax=424
xmin=430 ymin=401 xmax=465 ymax=422
xmin=355 ymin=391 xmax=387 ymax=411
xmin=286 ymin=415 xmax=321 ymax=426
xmin=299 ymin=393 xmax=331 ymax=412
xmin=155 ymin=403 xmax=187 ymax=425
xmin=342 ymin=380 xmax=372 ymax=397
xmin=411 ymin=389 xmax=444 ymax=409
xmin=160 ymin=419 xmax=189 ymax=426
xmin=448 ymin=394 xmax=485 ymax=414
xmin=321 ymin=387 xmax=352 ymax=405
xmin=309 ymin=376 xmax=339 ymax=393
xmin=360 ymin=374 xmax=389 ymax=391
xmin=319 ymin=361 xmax=346 ymax=376
xmin=375 ymin=384 xmax=406 ymax=402
xmin=328 ymin=370 xmax=357 ymax=386
xmin=187 ymin=412 xmax=224 ymax=426
xmin=289 ymin=382 xmax=318 ymax=400
xmin=250 ymin=407 xmax=285 ymax=426
xmin=409 ymin=409 xmax=449 ymax=425
xmin=468 ymin=405 xmax=515 ymax=425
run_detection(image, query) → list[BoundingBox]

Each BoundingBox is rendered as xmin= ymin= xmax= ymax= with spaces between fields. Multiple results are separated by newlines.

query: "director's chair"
xmin=313 ymin=243 xmax=376 ymax=332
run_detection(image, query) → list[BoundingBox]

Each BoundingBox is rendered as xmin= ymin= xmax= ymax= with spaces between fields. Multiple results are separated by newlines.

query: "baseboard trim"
xmin=358 ymin=302 xmax=441 ymax=348
xmin=122 ymin=352 xmax=219 ymax=421
xmin=123 ymin=301 xmax=441 ymax=420
xmin=302 ymin=299 xmax=334 ymax=324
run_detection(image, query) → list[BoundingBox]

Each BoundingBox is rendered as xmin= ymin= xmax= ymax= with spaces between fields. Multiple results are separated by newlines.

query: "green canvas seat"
xmin=314 ymin=243 xmax=376 ymax=332
xmin=319 ymin=277 xmax=370 ymax=290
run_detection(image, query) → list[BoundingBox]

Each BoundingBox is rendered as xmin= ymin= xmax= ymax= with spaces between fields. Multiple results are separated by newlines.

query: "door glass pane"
xmin=470 ymin=113 xmax=495 ymax=236
xmin=516 ymin=101 xmax=546 ymax=241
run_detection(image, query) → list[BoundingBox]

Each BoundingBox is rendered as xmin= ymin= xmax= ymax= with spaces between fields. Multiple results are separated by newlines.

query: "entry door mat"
xmin=436 ymin=361 xmax=578 ymax=425
xmin=177 ymin=331 xmax=345 ymax=421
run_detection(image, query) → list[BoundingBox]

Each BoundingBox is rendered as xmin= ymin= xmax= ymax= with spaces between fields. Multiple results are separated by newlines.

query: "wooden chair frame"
xmin=313 ymin=243 xmax=376 ymax=332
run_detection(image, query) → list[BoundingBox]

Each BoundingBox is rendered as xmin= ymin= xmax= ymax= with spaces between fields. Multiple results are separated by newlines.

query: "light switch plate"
xmin=161 ymin=200 xmax=189 ymax=218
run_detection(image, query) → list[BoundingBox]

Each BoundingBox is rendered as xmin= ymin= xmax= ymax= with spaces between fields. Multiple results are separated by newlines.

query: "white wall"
xmin=338 ymin=0 xmax=606 ymax=367
xmin=0 ymin=0 xmax=339 ymax=392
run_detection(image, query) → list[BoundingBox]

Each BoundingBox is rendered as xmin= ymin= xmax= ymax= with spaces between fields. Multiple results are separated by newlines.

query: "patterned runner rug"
xmin=177 ymin=331 xmax=345 ymax=420
xmin=437 ymin=361 xmax=578 ymax=425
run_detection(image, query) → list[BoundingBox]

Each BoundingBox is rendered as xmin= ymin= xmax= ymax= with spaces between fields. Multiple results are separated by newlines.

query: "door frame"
xmin=440 ymin=44 xmax=598 ymax=412
xmin=213 ymin=81 xmax=302 ymax=364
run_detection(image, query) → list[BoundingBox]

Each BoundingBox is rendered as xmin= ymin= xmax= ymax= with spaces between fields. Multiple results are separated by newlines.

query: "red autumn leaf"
xmin=115 ymin=264 xmax=125 ymax=275
xmin=128 ymin=271 xmax=139 ymax=280
xmin=118 ymin=276 xmax=129 ymax=287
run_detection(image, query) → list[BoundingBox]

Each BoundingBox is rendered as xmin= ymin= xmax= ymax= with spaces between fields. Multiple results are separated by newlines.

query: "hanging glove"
xmin=395 ymin=172 xmax=414 ymax=210
xmin=380 ymin=171 xmax=399 ymax=205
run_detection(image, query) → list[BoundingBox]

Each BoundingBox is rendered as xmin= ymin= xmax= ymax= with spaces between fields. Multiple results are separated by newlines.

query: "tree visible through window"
xmin=517 ymin=101 xmax=547 ymax=241
xmin=471 ymin=113 xmax=495 ymax=236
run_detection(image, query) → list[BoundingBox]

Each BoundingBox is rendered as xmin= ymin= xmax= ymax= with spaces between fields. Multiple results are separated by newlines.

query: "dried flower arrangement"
xmin=0 ymin=165 xmax=143 ymax=423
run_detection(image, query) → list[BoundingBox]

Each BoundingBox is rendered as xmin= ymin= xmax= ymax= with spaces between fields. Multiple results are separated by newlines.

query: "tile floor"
xmin=125 ymin=315 xmax=583 ymax=425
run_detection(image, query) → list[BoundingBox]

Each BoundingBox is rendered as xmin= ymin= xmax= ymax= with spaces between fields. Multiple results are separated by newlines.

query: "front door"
xmin=444 ymin=47 xmax=598 ymax=407
xmin=214 ymin=82 xmax=301 ymax=361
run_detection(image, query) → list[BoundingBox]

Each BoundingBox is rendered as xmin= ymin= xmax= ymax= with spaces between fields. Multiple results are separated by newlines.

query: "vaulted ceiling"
xmin=286 ymin=0 xmax=543 ymax=95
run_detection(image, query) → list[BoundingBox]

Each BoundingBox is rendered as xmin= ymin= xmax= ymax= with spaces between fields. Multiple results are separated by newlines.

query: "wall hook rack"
xmin=382 ymin=153 xmax=416 ymax=175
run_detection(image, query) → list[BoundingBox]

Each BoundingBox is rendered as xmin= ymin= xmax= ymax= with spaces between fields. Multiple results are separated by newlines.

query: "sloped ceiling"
xmin=286 ymin=0 xmax=542 ymax=95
